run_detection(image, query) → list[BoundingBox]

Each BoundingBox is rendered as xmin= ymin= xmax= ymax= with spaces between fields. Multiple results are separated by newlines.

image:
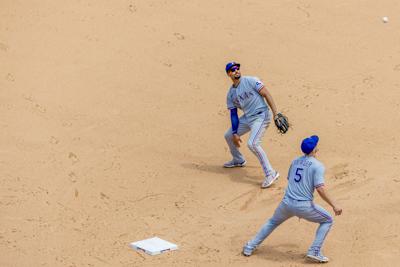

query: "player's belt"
xmin=286 ymin=195 xmax=311 ymax=202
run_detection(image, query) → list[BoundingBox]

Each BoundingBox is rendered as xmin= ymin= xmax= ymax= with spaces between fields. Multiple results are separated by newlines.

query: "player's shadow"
xmin=255 ymin=243 xmax=309 ymax=263
xmin=181 ymin=162 xmax=263 ymax=187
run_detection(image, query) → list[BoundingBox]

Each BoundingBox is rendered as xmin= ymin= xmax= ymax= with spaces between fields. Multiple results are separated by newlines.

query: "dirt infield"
xmin=1 ymin=1 xmax=400 ymax=266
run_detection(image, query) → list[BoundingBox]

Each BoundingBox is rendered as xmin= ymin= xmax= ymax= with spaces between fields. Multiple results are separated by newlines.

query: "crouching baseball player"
xmin=242 ymin=135 xmax=342 ymax=263
xmin=223 ymin=62 xmax=289 ymax=188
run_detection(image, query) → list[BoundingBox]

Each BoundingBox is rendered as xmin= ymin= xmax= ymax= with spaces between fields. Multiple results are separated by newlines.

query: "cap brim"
xmin=227 ymin=63 xmax=240 ymax=73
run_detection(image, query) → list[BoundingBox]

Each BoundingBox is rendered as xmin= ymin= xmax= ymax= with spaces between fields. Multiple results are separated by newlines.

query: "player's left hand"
xmin=274 ymin=113 xmax=290 ymax=134
xmin=232 ymin=134 xmax=242 ymax=147
xmin=333 ymin=206 xmax=342 ymax=216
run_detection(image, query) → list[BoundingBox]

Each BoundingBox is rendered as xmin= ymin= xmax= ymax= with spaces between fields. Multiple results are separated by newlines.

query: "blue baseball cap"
xmin=301 ymin=135 xmax=319 ymax=154
xmin=225 ymin=61 xmax=240 ymax=73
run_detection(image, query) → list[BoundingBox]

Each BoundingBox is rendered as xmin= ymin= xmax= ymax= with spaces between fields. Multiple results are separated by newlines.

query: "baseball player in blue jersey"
xmin=242 ymin=135 xmax=343 ymax=263
xmin=223 ymin=62 xmax=288 ymax=188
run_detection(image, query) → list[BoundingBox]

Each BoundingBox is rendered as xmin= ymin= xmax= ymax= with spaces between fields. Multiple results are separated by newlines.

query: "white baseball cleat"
xmin=223 ymin=160 xmax=247 ymax=168
xmin=261 ymin=171 xmax=280 ymax=188
xmin=242 ymin=243 xmax=255 ymax=257
xmin=306 ymin=253 xmax=329 ymax=263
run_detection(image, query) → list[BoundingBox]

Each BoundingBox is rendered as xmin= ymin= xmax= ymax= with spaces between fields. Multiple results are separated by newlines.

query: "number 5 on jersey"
xmin=295 ymin=168 xmax=303 ymax=182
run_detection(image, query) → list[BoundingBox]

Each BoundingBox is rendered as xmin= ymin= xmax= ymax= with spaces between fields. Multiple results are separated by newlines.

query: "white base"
xmin=130 ymin=237 xmax=178 ymax=256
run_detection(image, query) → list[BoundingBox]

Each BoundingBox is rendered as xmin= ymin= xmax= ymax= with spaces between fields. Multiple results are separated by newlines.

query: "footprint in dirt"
xmin=68 ymin=171 xmax=77 ymax=183
xmin=128 ymin=4 xmax=137 ymax=13
xmin=0 ymin=42 xmax=8 ymax=52
xmin=330 ymin=163 xmax=349 ymax=180
xmin=68 ymin=152 xmax=79 ymax=164
xmin=49 ymin=136 xmax=59 ymax=145
xmin=173 ymin=32 xmax=185 ymax=40
xmin=329 ymin=163 xmax=369 ymax=191
xmin=5 ymin=73 xmax=14 ymax=82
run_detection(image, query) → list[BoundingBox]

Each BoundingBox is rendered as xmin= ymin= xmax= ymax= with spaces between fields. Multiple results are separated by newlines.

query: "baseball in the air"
xmin=382 ymin=16 xmax=389 ymax=23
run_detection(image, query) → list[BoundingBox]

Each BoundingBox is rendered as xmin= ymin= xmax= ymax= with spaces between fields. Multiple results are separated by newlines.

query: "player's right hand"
xmin=333 ymin=206 xmax=342 ymax=216
xmin=232 ymin=134 xmax=242 ymax=147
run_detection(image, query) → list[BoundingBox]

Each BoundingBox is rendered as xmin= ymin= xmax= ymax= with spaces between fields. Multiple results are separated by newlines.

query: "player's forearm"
xmin=263 ymin=90 xmax=278 ymax=117
xmin=316 ymin=187 xmax=337 ymax=208
xmin=230 ymin=108 xmax=239 ymax=134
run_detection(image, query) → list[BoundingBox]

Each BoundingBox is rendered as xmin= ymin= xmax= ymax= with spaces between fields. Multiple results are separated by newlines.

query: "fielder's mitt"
xmin=274 ymin=113 xmax=289 ymax=134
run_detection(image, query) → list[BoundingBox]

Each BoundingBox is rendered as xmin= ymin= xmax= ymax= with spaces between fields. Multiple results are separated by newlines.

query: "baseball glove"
xmin=274 ymin=113 xmax=289 ymax=134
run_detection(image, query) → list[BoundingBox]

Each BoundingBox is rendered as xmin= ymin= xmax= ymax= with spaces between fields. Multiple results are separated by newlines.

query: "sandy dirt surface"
xmin=1 ymin=1 xmax=400 ymax=266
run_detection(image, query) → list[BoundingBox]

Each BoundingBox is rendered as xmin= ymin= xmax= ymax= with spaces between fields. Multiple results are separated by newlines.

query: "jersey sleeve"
xmin=226 ymin=90 xmax=235 ymax=110
xmin=249 ymin=77 xmax=264 ymax=92
xmin=313 ymin=164 xmax=325 ymax=188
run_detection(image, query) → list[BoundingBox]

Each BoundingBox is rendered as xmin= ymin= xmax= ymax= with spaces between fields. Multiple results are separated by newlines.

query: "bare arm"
xmin=316 ymin=186 xmax=342 ymax=216
xmin=258 ymin=86 xmax=278 ymax=118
